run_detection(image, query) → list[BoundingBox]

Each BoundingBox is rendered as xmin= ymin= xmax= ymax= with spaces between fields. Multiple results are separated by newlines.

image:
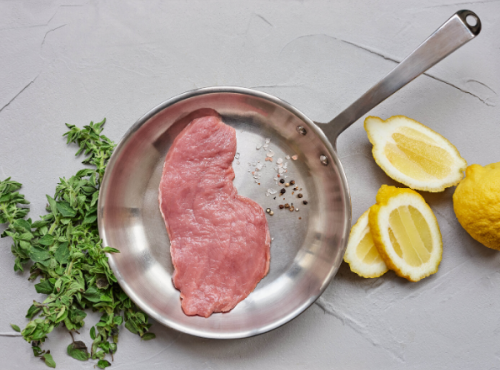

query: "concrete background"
xmin=1 ymin=0 xmax=499 ymax=369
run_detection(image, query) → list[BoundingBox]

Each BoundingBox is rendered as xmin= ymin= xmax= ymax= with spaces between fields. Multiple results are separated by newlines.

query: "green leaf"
xmin=82 ymin=213 xmax=97 ymax=225
xmin=38 ymin=234 xmax=54 ymax=246
xmin=109 ymin=343 xmax=117 ymax=354
xmin=102 ymin=247 xmax=119 ymax=254
xmin=14 ymin=258 xmax=23 ymax=272
xmin=26 ymin=304 xmax=42 ymax=319
xmin=97 ymin=359 xmax=111 ymax=369
xmin=99 ymin=341 xmax=110 ymax=352
xmin=67 ymin=342 xmax=89 ymax=361
xmin=69 ymin=309 xmax=87 ymax=325
xmin=32 ymin=345 xmax=44 ymax=357
xmin=83 ymin=286 xmax=101 ymax=302
xmin=30 ymin=246 xmax=51 ymax=262
xmin=99 ymin=293 xmax=113 ymax=303
xmin=42 ymin=353 xmax=56 ymax=368
xmin=46 ymin=195 xmax=58 ymax=216
xmin=56 ymin=202 xmax=77 ymax=218
xmin=54 ymin=242 xmax=70 ymax=264
xmin=13 ymin=218 xmax=32 ymax=231
xmin=35 ymin=279 xmax=55 ymax=294
xmin=141 ymin=332 xmax=156 ymax=341
xmin=10 ymin=323 xmax=20 ymax=332
xmin=91 ymin=191 xmax=99 ymax=207
xmin=90 ymin=326 xmax=96 ymax=340
xmin=31 ymin=220 xmax=48 ymax=229
xmin=125 ymin=320 xmax=138 ymax=335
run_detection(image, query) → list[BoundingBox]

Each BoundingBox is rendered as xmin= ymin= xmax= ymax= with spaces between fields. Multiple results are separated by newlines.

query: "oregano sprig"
xmin=1 ymin=119 xmax=154 ymax=368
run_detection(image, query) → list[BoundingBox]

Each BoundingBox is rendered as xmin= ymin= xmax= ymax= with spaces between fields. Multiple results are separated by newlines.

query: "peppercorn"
xmin=290 ymin=180 xmax=295 ymax=185
xmin=303 ymin=200 xmax=308 ymax=205
xmin=289 ymin=206 xmax=295 ymax=212
xmin=266 ymin=208 xmax=271 ymax=214
xmin=279 ymin=205 xmax=284 ymax=209
xmin=298 ymin=193 xmax=303 ymax=198
xmin=284 ymin=203 xmax=290 ymax=208
xmin=280 ymin=188 xmax=286 ymax=195
xmin=285 ymin=183 xmax=290 ymax=187
xmin=280 ymin=179 xmax=285 ymax=184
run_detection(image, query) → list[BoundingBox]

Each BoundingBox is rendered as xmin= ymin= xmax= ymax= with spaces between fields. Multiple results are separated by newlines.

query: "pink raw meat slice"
xmin=158 ymin=109 xmax=271 ymax=318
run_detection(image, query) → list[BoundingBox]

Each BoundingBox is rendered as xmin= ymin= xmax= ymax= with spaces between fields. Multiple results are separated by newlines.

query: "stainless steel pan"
xmin=98 ymin=11 xmax=480 ymax=339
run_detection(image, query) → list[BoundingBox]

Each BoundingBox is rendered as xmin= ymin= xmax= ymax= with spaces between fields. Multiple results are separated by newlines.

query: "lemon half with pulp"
xmin=365 ymin=116 xmax=467 ymax=192
xmin=344 ymin=209 xmax=388 ymax=278
xmin=369 ymin=185 xmax=443 ymax=282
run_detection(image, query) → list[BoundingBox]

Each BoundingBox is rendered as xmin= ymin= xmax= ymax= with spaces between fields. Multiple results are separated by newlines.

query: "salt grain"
xmin=277 ymin=158 xmax=283 ymax=164
xmin=291 ymin=155 xmax=298 ymax=161
xmin=266 ymin=150 xmax=275 ymax=157
xmin=266 ymin=188 xmax=277 ymax=197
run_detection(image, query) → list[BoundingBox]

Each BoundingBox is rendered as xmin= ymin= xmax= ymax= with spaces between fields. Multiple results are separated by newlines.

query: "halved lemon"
xmin=344 ymin=209 xmax=388 ymax=278
xmin=369 ymin=185 xmax=442 ymax=282
xmin=365 ymin=116 xmax=467 ymax=192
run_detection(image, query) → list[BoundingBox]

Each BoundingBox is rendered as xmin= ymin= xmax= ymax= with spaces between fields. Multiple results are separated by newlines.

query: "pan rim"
xmin=98 ymin=86 xmax=352 ymax=339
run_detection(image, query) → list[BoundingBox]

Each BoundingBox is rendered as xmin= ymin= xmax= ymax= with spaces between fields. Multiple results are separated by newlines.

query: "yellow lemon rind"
xmin=453 ymin=163 xmax=500 ymax=251
xmin=365 ymin=115 xmax=467 ymax=193
xmin=369 ymin=186 xmax=443 ymax=282
xmin=344 ymin=209 xmax=388 ymax=278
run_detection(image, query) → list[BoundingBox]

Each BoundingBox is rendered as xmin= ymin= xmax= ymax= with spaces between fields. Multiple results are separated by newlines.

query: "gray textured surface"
xmin=1 ymin=1 xmax=499 ymax=369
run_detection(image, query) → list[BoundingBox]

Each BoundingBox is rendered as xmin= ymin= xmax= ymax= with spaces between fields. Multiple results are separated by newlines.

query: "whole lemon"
xmin=453 ymin=162 xmax=500 ymax=250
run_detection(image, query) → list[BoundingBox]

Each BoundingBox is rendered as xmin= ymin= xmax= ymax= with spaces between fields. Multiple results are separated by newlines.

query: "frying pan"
xmin=98 ymin=10 xmax=481 ymax=339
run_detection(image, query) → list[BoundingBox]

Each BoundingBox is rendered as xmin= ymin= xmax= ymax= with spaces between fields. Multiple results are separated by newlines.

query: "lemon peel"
xmin=344 ymin=209 xmax=388 ymax=278
xmin=369 ymin=185 xmax=443 ymax=282
xmin=453 ymin=162 xmax=500 ymax=251
xmin=365 ymin=115 xmax=467 ymax=192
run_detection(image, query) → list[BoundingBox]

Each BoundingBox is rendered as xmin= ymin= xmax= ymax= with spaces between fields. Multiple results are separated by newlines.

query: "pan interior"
xmin=98 ymin=88 xmax=350 ymax=338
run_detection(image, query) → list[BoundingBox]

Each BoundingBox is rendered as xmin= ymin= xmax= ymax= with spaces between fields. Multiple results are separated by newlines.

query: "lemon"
xmin=453 ymin=162 xmax=500 ymax=251
xmin=344 ymin=209 xmax=388 ymax=278
xmin=369 ymin=185 xmax=443 ymax=282
xmin=365 ymin=116 xmax=467 ymax=192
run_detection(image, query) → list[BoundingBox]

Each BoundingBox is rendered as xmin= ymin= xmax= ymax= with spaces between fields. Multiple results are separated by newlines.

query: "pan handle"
xmin=319 ymin=10 xmax=481 ymax=145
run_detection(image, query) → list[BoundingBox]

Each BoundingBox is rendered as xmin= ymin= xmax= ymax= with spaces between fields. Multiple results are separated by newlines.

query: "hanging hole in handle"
xmin=466 ymin=14 xmax=478 ymax=27
xmin=456 ymin=10 xmax=481 ymax=36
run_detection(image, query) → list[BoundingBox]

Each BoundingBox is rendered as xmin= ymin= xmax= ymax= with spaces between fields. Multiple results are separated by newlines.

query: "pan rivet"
xmin=320 ymin=155 xmax=329 ymax=166
xmin=296 ymin=126 xmax=307 ymax=135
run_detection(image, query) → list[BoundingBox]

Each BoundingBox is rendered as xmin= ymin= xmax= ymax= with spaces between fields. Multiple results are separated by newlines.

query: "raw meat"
xmin=159 ymin=109 xmax=270 ymax=318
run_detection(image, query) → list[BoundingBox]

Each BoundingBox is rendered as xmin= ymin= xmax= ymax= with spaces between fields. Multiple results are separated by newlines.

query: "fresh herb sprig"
xmin=0 ymin=119 xmax=155 ymax=368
